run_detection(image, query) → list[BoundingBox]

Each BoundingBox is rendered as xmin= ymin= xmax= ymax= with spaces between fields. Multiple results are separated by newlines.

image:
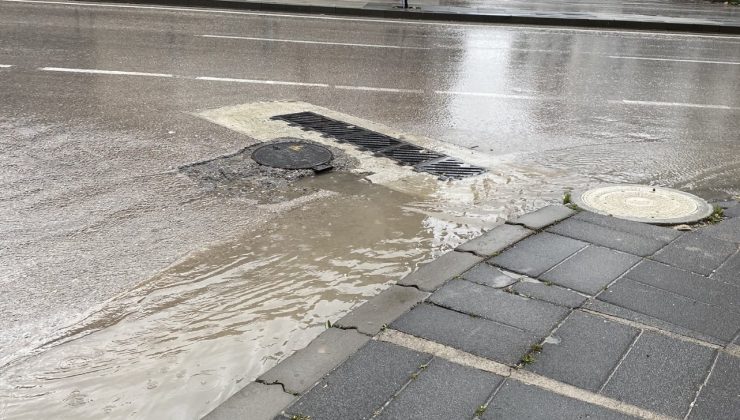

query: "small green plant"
xmin=521 ymin=353 xmax=536 ymax=365
xmin=380 ymin=323 xmax=388 ymax=331
xmin=475 ymin=405 xmax=487 ymax=416
xmin=325 ymin=320 xmax=333 ymax=328
xmin=291 ymin=415 xmax=310 ymax=420
xmin=707 ymin=206 xmax=724 ymax=224
xmin=530 ymin=343 xmax=543 ymax=353
xmin=563 ymin=192 xmax=572 ymax=205
xmin=542 ymin=280 xmax=553 ymax=286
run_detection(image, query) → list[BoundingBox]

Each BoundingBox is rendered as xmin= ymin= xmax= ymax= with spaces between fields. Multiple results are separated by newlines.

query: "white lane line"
xmin=0 ymin=64 xmax=13 ymax=68
xmin=39 ymin=67 xmax=173 ymax=77
xmin=196 ymin=76 xmax=328 ymax=88
xmin=336 ymin=85 xmax=424 ymax=94
xmin=612 ymin=99 xmax=740 ymax=110
xmin=610 ymin=55 xmax=740 ymax=65
xmin=6 ymin=0 xmax=740 ymax=40
xmin=199 ymin=35 xmax=430 ymax=50
xmin=436 ymin=90 xmax=555 ymax=101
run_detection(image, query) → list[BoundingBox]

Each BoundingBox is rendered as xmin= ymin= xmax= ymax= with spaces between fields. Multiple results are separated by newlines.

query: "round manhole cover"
xmin=252 ymin=141 xmax=333 ymax=170
xmin=572 ymin=184 xmax=713 ymax=225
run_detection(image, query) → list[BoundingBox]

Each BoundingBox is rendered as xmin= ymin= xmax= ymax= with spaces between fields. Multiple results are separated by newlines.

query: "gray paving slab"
xmin=258 ymin=328 xmax=369 ymax=394
xmin=490 ymin=232 xmax=587 ymax=277
xmin=547 ymin=219 xmax=666 ymax=256
xmin=391 ymin=303 xmax=538 ymax=365
xmin=583 ymin=299 xmax=726 ymax=346
xmin=699 ymin=217 xmax=740 ymax=243
xmin=627 ymin=260 xmax=740 ymax=313
xmin=601 ymin=331 xmax=716 ymax=418
xmin=281 ymin=340 xmax=432 ymax=420
xmin=572 ymin=211 xmax=682 ymax=243
xmin=461 ymin=263 xmax=519 ymax=288
xmin=484 ymin=380 xmax=635 ymax=420
xmin=725 ymin=205 xmax=740 ymax=218
xmin=688 ymin=352 xmax=740 ymax=420
xmin=377 ymin=358 xmax=503 ymax=420
xmin=204 ymin=382 xmax=295 ymax=420
xmin=652 ymin=232 xmax=738 ymax=275
xmin=456 ymin=223 xmax=534 ymax=257
xmin=540 ymin=245 xmax=640 ymax=295
xmin=598 ymin=278 xmax=740 ymax=343
xmin=509 ymin=205 xmax=576 ymax=230
xmin=527 ymin=311 xmax=639 ymax=392
xmin=335 ymin=285 xmax=429 ymax=335
xmin=430 ymin=280 xmax=569 ymax=336
xmin=713 ymin=251 xmax=740 ymax=287
xmin=512 ymin=281 xmax=587 ymax=308
xmin=398 ymin=251 xmax=483 ymax=292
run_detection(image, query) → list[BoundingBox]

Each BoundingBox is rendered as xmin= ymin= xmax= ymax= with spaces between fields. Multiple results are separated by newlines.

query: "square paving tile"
xmin=699 ymin=217 xmax=740 ymax=243
xmin=512 ymin=281 xmax=587 ymax=308
xmin=688 ymin=353 xmax=740 ymax=419
xmin=527 ymin=311 xmax=639 ymax=391
xmin=430 ymin=279 xmax=570 ymax=335
xmin=377 ymin=358 xmax=503 ymax=420
xmin=461 ymin=263 xmax=519 ymax=288
xmin=540 ymin=245 xmax=640 ymax=295
xmin=572 ymin=211 xmax=681 ymax=243
xmin=712 ymin=251 xmax=740 ymax=287
xmin=627 ymin=260 xmax=740 ymax=313
xmin=282 ymin=340 xmax=432 ymax=420
xmin=601 ymin=331 xmax=716 ymax=418
xmin=391 ymin=303 xmax=538 ymax=365
xmin=598 ymin=278 xmax=740 ymax=343
xmin=547 ymin=218 xmax=665 ymax=256
xmin=490 ymin=232 xmax=587 ymax=277
xmin=652 ymin=232 xmax=737 ymax=276
xmin=484 ymin=380 xmax=635 ymax=420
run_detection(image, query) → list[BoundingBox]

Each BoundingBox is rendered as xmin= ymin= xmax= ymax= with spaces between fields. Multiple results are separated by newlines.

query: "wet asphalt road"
xmin=0 ymin=0 xmax=739 ymax=413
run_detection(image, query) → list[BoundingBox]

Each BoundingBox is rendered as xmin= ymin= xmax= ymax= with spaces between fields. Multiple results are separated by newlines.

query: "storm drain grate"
xmin=271 ymin=111 xmax=486 ymax=180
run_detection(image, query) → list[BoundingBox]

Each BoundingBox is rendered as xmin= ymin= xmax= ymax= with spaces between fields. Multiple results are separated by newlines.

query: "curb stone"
xmin=335 ymin=284 xmax=430 ymax=335
xmin=455 ymin=223 xmax=534 ymax=257
xmin=509 ymin=204 xmax=576 ymax=230
xmin=397 ymin=251 xmax=483 ymax=292
xmin=204 ymin=382 xmax=295 ymax=420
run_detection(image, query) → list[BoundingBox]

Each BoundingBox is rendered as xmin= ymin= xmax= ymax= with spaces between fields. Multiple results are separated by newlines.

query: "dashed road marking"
xmin=612 ymin=99 xmax=740 ymax=110
xmin=199 ymin=34 xmax=430 ymax=50
xmin=610 ymin=56 xmax=740 ymax=65
xmin=195 ymin=76 xmax=328 ymax=88
xmin=39 ymin=67 xmax=174 ymax=78
xmin=335 ymin=85 xmax=424 ymax=94
xmin=0 ymin=64 xmax=13 ymax=68
xmin=435 ymin=90 xmax=554 ymax=101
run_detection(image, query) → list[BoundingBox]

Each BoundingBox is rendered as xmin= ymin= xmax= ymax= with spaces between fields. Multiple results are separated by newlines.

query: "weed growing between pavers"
xmin=707 ymin=206 xmax=725 ymax=224
xmin=291 ymin=415 xmax=310 ymax=420
xmin=475 ymin=405 xmax=487 ymax=416
xmin=518 ymin=343 xmax=544 ymax=367
xmin=563 ymin=192 xmax=572 ymax=205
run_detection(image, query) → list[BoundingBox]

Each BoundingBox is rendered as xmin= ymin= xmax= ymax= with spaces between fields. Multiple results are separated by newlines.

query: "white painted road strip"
xmin=610 ymin=56 xmax=740 ymax=65
xmin=336 ymin=85 xmax=424 ymax=94
xmin=200 ymin=35 xmax=430 ymax=50
xmin=196 ymin=76 xmax=328 ymax=88
xmin=436 ymin=90 xmax=555 ymax=101
xmin=613 ymin=99 xmax=740 ymax=110
xmin=39 ymin=67 xmax=173 ymax=77
xmin=0 ymin=64 xmax=12 ymax=68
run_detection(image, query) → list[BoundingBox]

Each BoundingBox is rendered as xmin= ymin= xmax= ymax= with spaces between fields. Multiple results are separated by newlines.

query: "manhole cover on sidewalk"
xmin=252 ymin=141 xmax=333 ymax=171
xmin=572 ymin=185 xmax=713 ymax=225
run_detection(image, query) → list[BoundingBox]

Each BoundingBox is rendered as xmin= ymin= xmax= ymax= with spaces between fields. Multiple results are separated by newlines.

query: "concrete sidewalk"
xmin=208 ymin=201 xmax=740 ymax=420
xmin=104 ymin=0 xmax=739 ymax=33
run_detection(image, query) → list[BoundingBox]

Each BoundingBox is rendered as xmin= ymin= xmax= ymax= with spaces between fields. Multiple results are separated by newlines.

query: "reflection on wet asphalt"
xmin=0 ymin=0 xmax=738 ymax=418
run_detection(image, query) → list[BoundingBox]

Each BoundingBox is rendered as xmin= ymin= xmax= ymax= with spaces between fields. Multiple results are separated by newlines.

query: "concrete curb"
xmin=70 ymin=0 xmax=740 ymax=34
xmin=203 ymin=204 xmax=576 ymax=419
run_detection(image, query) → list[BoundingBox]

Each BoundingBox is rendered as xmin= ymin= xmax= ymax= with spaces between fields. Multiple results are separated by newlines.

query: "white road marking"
xmin=0 ymin=64 xmax=13 ymax=68
xmin=196 ymin=76 xmax=328 ymax=88
xmin=613 ymin=99 xmax=740 ymax=110
xmin=336 ymin=85 xmax=424 ymax=94
xmin=436 ymin=90 xmax=555 ymax=101
xmin=5 ymin=0 xmax=740 ymax=40
xmin=39 ymin=67 xmax=173 ymax=77
xmin=610 ymin=55 xmax=740 ymax=65
xmin=199 ymin=34 xmax=430 ymax=50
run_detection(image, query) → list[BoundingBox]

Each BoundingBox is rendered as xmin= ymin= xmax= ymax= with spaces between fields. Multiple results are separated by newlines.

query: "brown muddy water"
xmin=0 ymin=161 xmax=584 ymax=419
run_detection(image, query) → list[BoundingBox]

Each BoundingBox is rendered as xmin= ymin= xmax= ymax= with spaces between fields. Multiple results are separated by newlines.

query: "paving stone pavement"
xmin=205 ymin=204 xmax=740 ymax=420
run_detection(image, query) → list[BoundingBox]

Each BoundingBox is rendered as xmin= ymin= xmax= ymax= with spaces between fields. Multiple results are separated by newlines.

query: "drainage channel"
xmin=271 ymin=111 xmax=486 ymax=180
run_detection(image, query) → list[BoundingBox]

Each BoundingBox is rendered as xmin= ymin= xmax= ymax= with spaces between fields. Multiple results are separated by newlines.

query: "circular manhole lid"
xmin=252 ymin=141 xmax=333 ymax=170
xmin=572 ymin=184 xmax=713 ymax=225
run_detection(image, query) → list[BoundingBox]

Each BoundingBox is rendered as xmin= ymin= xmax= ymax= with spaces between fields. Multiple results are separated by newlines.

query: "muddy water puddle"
xmin=0 ymin=172 xmax=513 ymax=419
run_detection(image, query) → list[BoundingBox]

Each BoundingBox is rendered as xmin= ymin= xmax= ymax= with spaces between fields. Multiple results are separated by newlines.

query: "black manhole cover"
xmin=252 ymin=141 xmax=333 ymax=171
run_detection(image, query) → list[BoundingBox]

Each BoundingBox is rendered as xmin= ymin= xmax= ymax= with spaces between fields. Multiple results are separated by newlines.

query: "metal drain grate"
xmin=271 ymin=111 xmax=486 ymax=180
